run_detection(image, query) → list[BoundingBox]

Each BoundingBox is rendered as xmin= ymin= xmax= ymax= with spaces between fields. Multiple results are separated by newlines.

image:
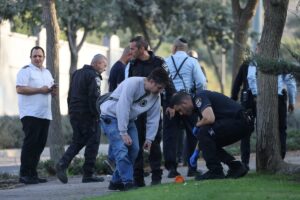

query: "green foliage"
xmin=0 ymin=116 xmax=23 ymax=149
xmin=0 ymin=115 xmax=73 ymax=149
xmin=87 ymin=174 xmax=300 ymax=200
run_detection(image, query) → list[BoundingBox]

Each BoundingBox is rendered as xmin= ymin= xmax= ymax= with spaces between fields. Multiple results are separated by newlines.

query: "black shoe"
xmin=151 ymin=179 xmax=161 ymax=186
xmin=56 ymin=163 xmax=68 ymax=184
xmin=167 ymin=169 xmax=180 ymax=178
xmin=226 ymin=161 xmax=248 ymax=179
xmin=103 ymin=159 xmax=115 ymax=175
xmin=108 ymin=181 xmax=123 ymax=190
xmin=33 ymin=176 xmax=48 ymax=183
xmin=187 ymin=168 xmax=202 ymax=177
xmin=134 ymin=179 xmax=146 ymax=187
xmin=195 ymin=170 xmax=225 ymax=181
xmin=82 ymin=175 xmax=105 ymax=183
xmin=19 ymin=176 xmax=39 ymax=184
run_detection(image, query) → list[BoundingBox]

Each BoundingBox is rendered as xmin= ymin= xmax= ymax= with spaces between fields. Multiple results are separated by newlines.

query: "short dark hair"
xmin=130 ymin=36 xmax=149 ymax=50
xmin=30 ymin=46 xmax=45 ymax=57
xmin=170 ymin=91 xmax=191 ymax=107
xmin=147 ymin=68 xmax=170 ymax=87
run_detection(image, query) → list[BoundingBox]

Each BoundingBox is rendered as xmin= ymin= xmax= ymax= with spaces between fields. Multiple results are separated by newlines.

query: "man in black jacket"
xmin=56 ymin=54 xmax=107 ymax=184
xmin=125 ymin=36 xmax=175 ymax=186
xmin=231 ymin=60 xmax=256 ymax=170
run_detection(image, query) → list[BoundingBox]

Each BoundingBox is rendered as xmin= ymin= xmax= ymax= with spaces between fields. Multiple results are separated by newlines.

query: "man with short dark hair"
xmin=125 ymin=35 xmax=175 ymax=186
xmin=171 ymin=91 xmax=252 ymax=180
xmin=101 ymin=68 xmax=169 ymax=191
xmin=16 ymin=46 xmax=57 ymax=184
xmin=56 ymin=54 xmax=107 ymax=184
xmin=164 ymin=38 xmax=207 ymax=178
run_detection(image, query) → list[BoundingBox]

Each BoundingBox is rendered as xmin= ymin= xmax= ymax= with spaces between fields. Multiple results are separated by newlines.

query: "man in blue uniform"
xmin=171 ymin=91 xmax=253 ymax=180
xmin=247 ymin=66 xmax=297 ymax=159
xmin=164 ymin=38 xmax=207 ymax=178
xmin=56 ymin=54 xmax=107 ymax=184
xmin=108 ymin=46 xmax=132 ymax=92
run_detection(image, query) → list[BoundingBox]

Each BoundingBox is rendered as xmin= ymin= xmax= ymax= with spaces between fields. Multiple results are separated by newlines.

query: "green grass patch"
xmin=86 ymin=173 xmax=300 ymax=200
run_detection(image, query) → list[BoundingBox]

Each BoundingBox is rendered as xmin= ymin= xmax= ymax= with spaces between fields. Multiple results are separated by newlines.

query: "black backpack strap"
xmin=171 ymin=56 xmax=188 ymax=80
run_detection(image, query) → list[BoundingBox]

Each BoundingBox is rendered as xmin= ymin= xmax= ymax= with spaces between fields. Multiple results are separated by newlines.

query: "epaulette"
xmin=22 ymin=65 xmax=30 ymax=69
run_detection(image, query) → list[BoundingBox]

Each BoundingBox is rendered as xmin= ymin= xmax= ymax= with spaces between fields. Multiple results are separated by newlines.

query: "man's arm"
xmin=193 ymin=60 xmax=207 ymax=91
xmin=16 ymin=86 xmax=52 ymax=95
xmin=231 ymin=64 xmax=244 ymax=100
xmin=196 ymin=106 xmax=215 ymax=127
xmin=247 ymin=64 xmax=258 ymax=96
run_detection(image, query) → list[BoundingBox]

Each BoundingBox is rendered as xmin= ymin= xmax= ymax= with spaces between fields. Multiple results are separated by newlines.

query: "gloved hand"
xmin=189 ymin=149 xmax=200 ymax=168
xmin=192 ymin=126 xmax=200 ymax=137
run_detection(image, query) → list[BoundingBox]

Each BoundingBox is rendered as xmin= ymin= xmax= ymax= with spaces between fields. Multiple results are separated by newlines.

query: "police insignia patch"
xmin=195 ymin=97 xmax=202 ymax=108
xmin=139 ymin=99 xmax=147 ymax=107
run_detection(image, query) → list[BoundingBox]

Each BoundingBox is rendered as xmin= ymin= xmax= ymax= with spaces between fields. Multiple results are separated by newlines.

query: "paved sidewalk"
xmin=1 ymin=151 xmax=300 ymax=200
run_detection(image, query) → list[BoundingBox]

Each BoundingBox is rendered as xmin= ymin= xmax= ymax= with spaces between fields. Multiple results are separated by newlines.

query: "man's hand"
xmin=288 ymin=104 xmax=294 ymax=113
xmin=143 ymin=140 xmax=152 ymax=152
xmin=51 ymin=84 xmax=58 ymax=97
xmin=121 ymin=134 xmax=132 ymax=146
xmin=40 ymin=86 xmax=52 ymax=94
xmin=166 ymin=107 xmax=176 ymax=118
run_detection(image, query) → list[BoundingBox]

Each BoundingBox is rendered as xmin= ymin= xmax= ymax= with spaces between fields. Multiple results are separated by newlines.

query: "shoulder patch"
xmin=22 ymin=65 xmax=29 ymax=69
xmin=139 ymin=99 xmax=148 ymax=107
xmin=195 ymin=97 xmax=202 ymax=108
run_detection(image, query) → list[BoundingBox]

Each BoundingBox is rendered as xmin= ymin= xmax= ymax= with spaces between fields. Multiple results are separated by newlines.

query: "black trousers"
xmin=20 ymin=116 xmax=50 ymax=177
xmin=59 ymin=113 xmax=100 ymax=176
xmin=278 ymin=95 xmax=287 ymax=159
xmin=133 ymin=113 xmax=162 ymax=182
xmin=240 ymin=94 xmax=287 ymax=163
xmin=197 ymin=117 xmax=251 ymax=172
xmin=163 ymin=110 xmax=198 ymax=171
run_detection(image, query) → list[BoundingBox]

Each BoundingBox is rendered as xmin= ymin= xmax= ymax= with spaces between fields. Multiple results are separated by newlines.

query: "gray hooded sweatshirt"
xmin=100 ymin=77 xmax=161 ymax=141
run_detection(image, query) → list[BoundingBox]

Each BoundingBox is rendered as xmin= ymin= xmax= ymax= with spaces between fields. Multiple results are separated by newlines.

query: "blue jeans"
xmin=100 ymin=115 xmax=139 ymax=183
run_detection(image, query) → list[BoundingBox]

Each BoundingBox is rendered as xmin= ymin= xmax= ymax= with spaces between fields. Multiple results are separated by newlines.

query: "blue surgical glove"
xmin=189 ymin=149 xmax=200 ymax=168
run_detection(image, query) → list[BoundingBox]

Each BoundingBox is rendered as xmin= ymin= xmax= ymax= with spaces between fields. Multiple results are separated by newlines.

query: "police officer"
xmin=247 ymin=65 xmax=297 ymax=159
xmin=164 ymin=38 xmax=207 ymax=178
xmin=171 ymin=91 xmax=252 ymax=180
xmin=56 ymin=54 xmax=107 ymax=184
xmin=125 ymin=36 xmax=175 ymax=186
xmin=231 ymin=60 xmax=256 ymax=170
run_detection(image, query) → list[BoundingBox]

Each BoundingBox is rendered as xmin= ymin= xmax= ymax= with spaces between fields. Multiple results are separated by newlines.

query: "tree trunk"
xmin=256 ymin=0 xmax=289 ymax=172
xmin=41 ymin=0 xmax=65 ymax=164
xmin=231 ymin=0 xmax=259 ymax=84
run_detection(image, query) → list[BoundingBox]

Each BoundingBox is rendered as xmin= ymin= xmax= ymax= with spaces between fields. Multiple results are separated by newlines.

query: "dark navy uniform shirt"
xmin=193 ymin=90 xmax=243 ymax=120
xmin=108 ymin=61 xmax=126 ymax=92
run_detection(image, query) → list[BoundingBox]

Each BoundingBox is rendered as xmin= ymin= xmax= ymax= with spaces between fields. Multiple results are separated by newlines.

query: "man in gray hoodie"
xmin=100 ymin=68 xmax=169 ymax=191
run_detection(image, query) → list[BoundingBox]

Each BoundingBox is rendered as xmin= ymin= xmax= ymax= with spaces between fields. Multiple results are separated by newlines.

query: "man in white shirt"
xmin=16 ymin=46 xmax=57 ymax=184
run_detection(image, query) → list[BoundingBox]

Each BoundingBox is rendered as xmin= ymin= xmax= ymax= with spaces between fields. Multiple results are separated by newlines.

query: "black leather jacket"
xmin=67 ymin=65 xmax=102 ymax=118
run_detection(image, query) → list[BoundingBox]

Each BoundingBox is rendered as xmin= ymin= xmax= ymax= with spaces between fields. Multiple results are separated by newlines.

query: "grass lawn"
xmin=86 ymin=173 xmax=300 ymax=200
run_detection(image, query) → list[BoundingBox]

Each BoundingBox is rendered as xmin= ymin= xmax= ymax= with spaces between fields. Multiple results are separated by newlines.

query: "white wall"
xmin=0 ymin=21 xmax=123 ymax=116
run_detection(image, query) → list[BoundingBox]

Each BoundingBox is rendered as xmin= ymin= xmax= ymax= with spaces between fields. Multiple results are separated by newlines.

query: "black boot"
xmin=56 ymin=163 xmax=68 ymax=184
xmin=195 ymin=169 xmax=225 ymax=181
xmin=226 ymin=160 xmax=248 ymax=179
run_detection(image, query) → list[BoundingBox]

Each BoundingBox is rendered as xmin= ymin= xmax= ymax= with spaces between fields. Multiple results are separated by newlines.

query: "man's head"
xmin=91 ymin=54 xmax=108 ymax=73
xmin=30 ymin=46 xmax=45 ymax=68
xmin=120 ymin=46 xmax=132 ymax=64
xmin=172 ymin=37 xmax=188 ymax=54
xmin=171 ymin=92 xmax=194 ymax=116
xmin=145 ymin=68 xmax=169 ymax=94
xmin=129 ymin=36 xmax=149 ymax=60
